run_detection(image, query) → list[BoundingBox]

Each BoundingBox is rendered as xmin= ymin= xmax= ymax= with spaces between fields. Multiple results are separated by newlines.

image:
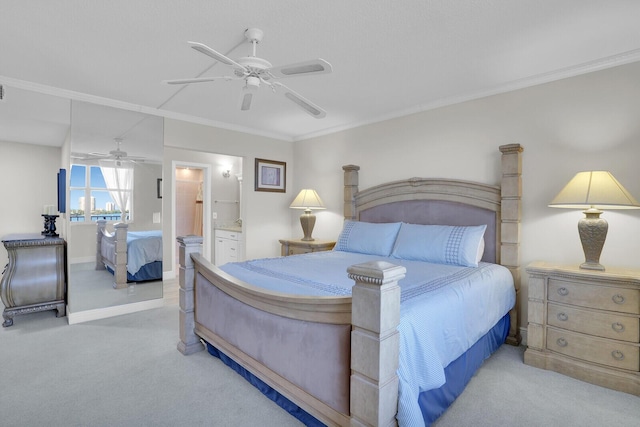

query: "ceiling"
xmin=2 ymin=0 xmax=640 ymax=146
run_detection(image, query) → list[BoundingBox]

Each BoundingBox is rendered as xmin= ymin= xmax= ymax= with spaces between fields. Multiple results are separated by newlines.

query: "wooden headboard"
xmin=342 ymin=143 xmax=523 ymax=345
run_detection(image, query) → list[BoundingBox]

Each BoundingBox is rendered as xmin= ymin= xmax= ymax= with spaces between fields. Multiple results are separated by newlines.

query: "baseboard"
xmin=70 ymin=256 xmax=96 ymax=264
xmin=67 ymin=298 xmax=164 ymax=324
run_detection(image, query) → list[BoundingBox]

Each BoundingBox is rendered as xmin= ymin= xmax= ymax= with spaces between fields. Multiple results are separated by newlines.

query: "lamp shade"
xmin=548 ymin=171 xmax=639 ymax=271
xmin=549 ymin=171 xmax=640 ymax=209
xmin=289 ymin=189 xmax=326 ymax=210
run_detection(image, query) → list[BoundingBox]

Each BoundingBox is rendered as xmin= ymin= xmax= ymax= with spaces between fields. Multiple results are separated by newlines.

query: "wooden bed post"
xmin=499 ymin=143 xmax=523 ymax=346
xmin=112 ymin=222 xmax=129 ymax=289
xmin=343 ymin=165 xmax=360 ymax=221
xmin=96 ymin=219 xmax=107 ymax=271
xmin=177 ymin=235 xmax=206 ymax=355
xmin=348 ymin=261 xmax=406 ymax=427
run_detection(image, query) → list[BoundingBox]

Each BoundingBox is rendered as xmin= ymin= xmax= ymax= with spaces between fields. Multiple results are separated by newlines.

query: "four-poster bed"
xmin=177 ymin=144 xmax=523 ymax=426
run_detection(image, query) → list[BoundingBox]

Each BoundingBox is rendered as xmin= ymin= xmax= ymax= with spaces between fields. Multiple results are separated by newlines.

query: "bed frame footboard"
xmin=96 ymin=219 xmax=129 ymax=289
xmin=177 ymin=236 xmax=406 ymax=426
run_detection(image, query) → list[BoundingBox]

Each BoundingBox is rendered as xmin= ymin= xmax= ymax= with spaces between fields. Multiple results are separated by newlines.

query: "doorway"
xmin=171 ymin=161 xmax=212 ymax=275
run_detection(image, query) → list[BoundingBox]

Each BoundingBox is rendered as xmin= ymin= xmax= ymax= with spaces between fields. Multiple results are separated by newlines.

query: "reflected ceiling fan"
xmin=71 ymin=138 xmax=145 ymax=165
xmin=164 ymin=28 xmax=332 ymax=118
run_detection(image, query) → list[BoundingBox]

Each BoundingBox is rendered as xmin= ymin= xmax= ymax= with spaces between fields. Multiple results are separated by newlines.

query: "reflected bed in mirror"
xmin=68 ymin=100 xmax=164 ymax=315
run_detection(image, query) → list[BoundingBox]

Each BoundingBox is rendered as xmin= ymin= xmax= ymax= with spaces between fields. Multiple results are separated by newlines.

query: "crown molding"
xmin=294 ymin=48 xmax=640 ymax=142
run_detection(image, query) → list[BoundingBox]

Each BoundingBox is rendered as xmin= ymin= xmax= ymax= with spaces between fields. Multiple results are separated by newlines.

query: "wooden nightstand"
xmin=524 ymin=261 xmax=640 ymax=395
xmin=279 ymin=239 xmax=336 ymax=256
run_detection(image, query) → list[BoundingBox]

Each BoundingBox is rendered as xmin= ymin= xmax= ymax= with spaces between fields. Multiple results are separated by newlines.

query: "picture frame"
xmin=255 ymin=158 xmax=286 ymax=193
xmin=157 ymin=178 xmax=163 ymax=199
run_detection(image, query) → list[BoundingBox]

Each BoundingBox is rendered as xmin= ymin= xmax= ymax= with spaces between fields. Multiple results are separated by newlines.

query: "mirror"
xmin=68 ymin=101 xmax=164 ymax=314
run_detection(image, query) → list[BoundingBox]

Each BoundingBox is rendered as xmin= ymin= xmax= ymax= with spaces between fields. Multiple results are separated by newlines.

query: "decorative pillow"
xmin=390 ymin=223 xmax=487 ymax=267
xmin=334 ymin=220 xmax=402 ymax=256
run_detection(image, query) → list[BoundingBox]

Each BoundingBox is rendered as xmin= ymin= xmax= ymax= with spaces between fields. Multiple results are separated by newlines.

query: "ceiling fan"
xmin=71 ymin=138 xmax=145 ymax=165
xmin=164 ymin=28 xmax=332 ymax=118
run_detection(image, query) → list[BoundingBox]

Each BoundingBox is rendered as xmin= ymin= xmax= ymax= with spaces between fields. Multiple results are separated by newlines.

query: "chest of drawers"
xmin=1 ymin=234 xmax=66 ymax=327
xmin=524 ymin=261 xmax=640 ymax=395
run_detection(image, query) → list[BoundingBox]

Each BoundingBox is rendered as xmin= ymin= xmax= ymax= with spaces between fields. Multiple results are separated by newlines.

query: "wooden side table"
xmin=1 ymin=234 xmax=66 ymax=327
xmin=279 ymin=239 xmax=336 ymax=256
xmin=525 ymin=261 xmax=640 ymax=395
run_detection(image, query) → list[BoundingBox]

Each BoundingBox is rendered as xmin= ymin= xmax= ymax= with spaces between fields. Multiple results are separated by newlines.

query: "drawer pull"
xmin=611 ymin=322 xmax=625 ymax=333
xmin=557 ymin=287 xmax=569 ymax=296
xmin=556 ymin=338 xmax=568 ymax=347
xmin=556 ymin=312 xmax=568 ymax=322
xmin=611 ymin=294 xmax=625 ymax=304
xmin=611 ymin=350 xmax=625 ymax=361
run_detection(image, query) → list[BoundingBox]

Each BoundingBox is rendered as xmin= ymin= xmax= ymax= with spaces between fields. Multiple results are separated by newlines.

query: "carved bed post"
xmin=348 ymin=261 xmax=406 ymax=427
xmin=177 ymin=235 xmax=205 ymax=355
xmin=343 ymin=165 xmax=360 ymax=221
xmin=112 ymin=222 xmax=129 ymax=289
xmin=96 ymin=219 xmax=107 ymax=271
xmin=499 ymin=143 xmax=524 ymax=346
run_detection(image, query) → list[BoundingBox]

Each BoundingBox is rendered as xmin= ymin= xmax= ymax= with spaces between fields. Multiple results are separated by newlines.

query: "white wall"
xmin=163 ymin=119 xmax=295 ymax=263
xmin=293 ymin=61 xmax=640 ymax=329
xmin=0 ymin=141 xmax=62 ymax=268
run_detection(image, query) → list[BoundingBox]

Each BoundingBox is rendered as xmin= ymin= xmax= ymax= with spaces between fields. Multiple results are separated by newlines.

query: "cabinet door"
xmin=214 ymin=238 xmax=226 ymax=266
xmin=215 ymin=237 xmax=238 ymax=266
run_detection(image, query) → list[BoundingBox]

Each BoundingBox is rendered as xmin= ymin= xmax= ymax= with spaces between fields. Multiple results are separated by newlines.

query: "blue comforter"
xmin=126 ymin=230 xmax=162 ymax=275
xmin=220 ymin=250 xmax=515 ymax=426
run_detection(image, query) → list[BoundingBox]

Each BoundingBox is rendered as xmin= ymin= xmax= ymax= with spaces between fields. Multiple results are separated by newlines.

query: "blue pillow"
xmin=334 ymin=220 xmax=402 ymax=256
xmin=391 ymin=223 xmax=487 ymax=267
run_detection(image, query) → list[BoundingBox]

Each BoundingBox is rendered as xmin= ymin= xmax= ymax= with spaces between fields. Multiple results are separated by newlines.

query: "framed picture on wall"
xmin=255 ymin=158 xmax=286 ymax=193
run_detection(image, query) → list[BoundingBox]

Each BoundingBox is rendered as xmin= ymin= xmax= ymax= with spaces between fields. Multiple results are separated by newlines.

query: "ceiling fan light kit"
xmin=164 ymin=28 xmax=332 ymax=118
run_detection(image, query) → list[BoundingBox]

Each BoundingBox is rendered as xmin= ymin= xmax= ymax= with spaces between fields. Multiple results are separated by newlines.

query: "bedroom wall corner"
xmin=163 ymin=118 xmax=295 ymax=268
xmin=0 ymin=141 xmax=63 ymax=269
xmin=293 ymin=60 xmax=640 ymax=332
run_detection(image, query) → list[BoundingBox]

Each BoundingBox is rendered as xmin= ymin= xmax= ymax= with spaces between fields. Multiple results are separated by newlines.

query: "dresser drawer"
xmin=289 ymin=246 xmax=312 ymax=255
xmin=548 ymin=279 xmax=640 ymax=314
xmin=547 ymin=328 xmax=639 ymax=371
xmin=215 ymin=229 xmax=239 ymax=240
xmin=548 ymin=303 xmax=639 ymax=343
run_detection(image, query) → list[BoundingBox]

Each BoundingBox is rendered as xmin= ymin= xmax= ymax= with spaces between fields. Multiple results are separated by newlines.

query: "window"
xmin=70 ymin=164 xmax=133 ymax=222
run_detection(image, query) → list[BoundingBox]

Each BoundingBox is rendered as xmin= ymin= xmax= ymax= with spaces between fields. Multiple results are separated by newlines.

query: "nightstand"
xmin=524 ymin=261 xmax=640 ymax=395
xmin=1 ymin=234 xmax=66 ymax=327
xmin=279 ymin=239 xmax=336 ymax=256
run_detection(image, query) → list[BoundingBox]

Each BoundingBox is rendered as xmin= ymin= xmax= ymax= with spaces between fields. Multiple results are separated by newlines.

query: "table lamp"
xmin=549 ymin=171 xmax=640 ymax=271
xmin=290 ymin=189 xmax=325 ymax=241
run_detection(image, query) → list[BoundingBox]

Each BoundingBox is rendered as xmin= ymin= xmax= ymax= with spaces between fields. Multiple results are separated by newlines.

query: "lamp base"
xmin=578 ymin=208 xmax=607 ymax=271
xmin=299 ymin=210 xmax=316 ymax=241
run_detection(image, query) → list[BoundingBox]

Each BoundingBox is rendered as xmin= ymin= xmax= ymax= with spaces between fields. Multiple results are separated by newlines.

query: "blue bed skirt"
xmin=206 ymin=344 xmax=325 ymax=427
xmin=205 ymin=312 xmax=510 ymax=427
xmin=106 ymin=261 xmax=163 ymax=282
xmin=419 ymin=312 xmax=510 ymax=425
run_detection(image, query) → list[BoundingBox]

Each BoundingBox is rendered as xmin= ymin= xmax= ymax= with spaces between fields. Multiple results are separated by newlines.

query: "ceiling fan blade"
xmin=163 ymin=76 xmax=231 ymax=85
xmin=273 ymin=82 xmax=326 ymax=119
xmin=188 ymin=41 xmax=248 ymax=72
xmin=268 ymin=59 xmax=332 ymax=79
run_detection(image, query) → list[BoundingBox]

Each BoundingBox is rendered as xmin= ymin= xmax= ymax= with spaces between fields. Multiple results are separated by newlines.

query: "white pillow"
xmin=390 ymin=223 xmax=487 ymax=267
xmin=334 ymin=220 xmax=402 ymax=256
